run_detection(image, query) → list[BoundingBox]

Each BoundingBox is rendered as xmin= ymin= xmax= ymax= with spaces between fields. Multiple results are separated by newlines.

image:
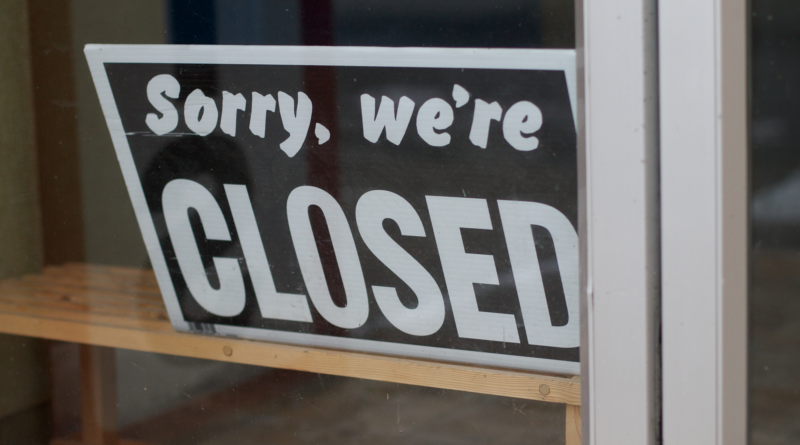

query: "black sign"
xmin=86 ymin=46 xmax=578 ymax=373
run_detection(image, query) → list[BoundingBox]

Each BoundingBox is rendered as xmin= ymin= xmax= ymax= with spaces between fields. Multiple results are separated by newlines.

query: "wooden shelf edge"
xmin=0 ymin=311 xmax=580 ymax=405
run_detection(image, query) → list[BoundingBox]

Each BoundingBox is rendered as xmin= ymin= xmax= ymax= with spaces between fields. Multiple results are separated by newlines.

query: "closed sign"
xmin=86 ymin=45 xmax=578 ymax=374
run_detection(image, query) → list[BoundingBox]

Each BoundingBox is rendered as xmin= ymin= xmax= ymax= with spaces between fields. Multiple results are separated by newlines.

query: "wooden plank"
xmin=80 ymin=345 xmax=117 ymax=445
xmin=1 ymin=281 xmax=166 ymax=309
xmin=566 ymin=404 xmax=582 ymax=445
xmin=0 ymin=279 xmax=166 ymax=312
xmin=35 ymin=271 xmax=161 ymax=295
xmin=61 ymin=263 xmax=158 ymax=282
xmin=0 ymin=292 xmax=168 ymax=321
xmin=0 ymin=301 xmax=172 ymax=332
xmin=0 ymin=310 xmax=580 ymax=405
xmin=0 ymin=264 xmax=582 ymax=404
xmin=39 ymin=268 xmax=159 ymax=291
xmin=44 ymin=264 xmax=159 ymax=284
xmin=20 ymin=275 xmax=162 ymax=298
xmin=52 ymin=439 xmax=151 ymax=445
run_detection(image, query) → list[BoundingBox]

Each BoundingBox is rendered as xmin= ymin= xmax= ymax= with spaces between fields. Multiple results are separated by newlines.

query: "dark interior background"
xmin=167 ymin=0 xmax=574 ymax=48
xmin=750 ymin=1 xmax=800 ymax=443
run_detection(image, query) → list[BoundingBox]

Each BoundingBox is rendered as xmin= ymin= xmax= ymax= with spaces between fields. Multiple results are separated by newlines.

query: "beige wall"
xmin=70 ymin=0 xmax=166 ymax=267
xmin=0 ymin=0 xmax=42 ymax=280
xmin=0 ymin=1 xmax=50 ymax=441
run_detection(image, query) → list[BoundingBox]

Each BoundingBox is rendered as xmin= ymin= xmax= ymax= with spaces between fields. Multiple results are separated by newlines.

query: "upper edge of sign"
xmin=83 ymin=44 xmax=576 ymax=72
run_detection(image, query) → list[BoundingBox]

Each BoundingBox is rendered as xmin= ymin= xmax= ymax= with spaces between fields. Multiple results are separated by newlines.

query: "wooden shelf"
xmin=0 ymin=263 xmax=580 ymax=406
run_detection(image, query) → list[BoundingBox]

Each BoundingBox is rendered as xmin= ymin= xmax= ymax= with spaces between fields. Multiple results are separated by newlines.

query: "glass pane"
xmin=0 ymin=1 xmax=577 ymax=443
xmin=48 ymin=344 xmax=565 ymax=444
xmin=750 ymin=1 xmax=800 ymax=442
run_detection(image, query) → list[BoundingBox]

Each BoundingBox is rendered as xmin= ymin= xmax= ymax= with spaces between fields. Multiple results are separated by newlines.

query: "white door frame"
xmin=659 ymin=0 xmax=748 ymax=444
xmin=578 ymin=0 xmax=660 ymax=443
xmin=579 ymin=0 xmax=749 ymax=443
xmin=576 ymin=0 xmax=748 ymax=445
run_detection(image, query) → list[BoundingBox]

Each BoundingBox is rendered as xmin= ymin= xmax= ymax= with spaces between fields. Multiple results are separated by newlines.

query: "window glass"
xmin=750 ymin=1 xmax=800 ymax=442
xmin=0 ymin=1 xmax=576 ymax=443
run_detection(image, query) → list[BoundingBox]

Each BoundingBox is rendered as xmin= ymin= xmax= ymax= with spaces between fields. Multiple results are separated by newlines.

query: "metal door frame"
xmin=578 ymin=0 xmax=748 ymax=443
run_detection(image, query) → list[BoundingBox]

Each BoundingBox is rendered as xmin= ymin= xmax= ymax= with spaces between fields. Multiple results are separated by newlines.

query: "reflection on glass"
xmin=49 ymin=346 xmax=565 ymax=444
xmin=0 ymin=0 xmax=576 ymax=443
xmin=751 ymin=1 xmax=800 ymax=443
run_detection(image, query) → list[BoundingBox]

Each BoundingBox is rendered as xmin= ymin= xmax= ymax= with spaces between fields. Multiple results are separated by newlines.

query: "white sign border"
xmin=84 ymin=44 xmax=579 ymax=375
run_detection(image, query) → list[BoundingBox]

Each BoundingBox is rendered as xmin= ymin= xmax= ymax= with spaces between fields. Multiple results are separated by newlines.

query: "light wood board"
xmin=0 ymin=264 xmax=581 ymax=405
